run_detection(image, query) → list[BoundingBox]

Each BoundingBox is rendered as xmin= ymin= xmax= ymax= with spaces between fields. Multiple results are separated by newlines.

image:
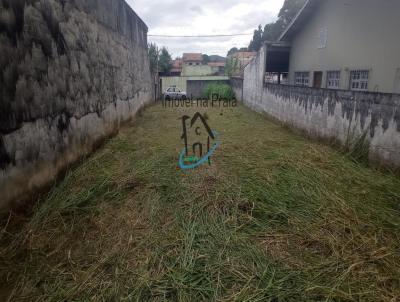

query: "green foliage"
xmin=202 ymin=54 xmax=210 ymax=64
xmin=249 ymin=0 xmax=307 ymax=50
xmin=2 ymin=104 xmax=400 ymax=301
xmin=147 ymin=43 xmax=172 ymax=73
xmin=345 ymin=130 xmax=371 ymax=163
xmin=202 ymin=83 xmax=235 ymax=100
xmin=248 ymin=25 xmax=263 ymax=52
xmin=148 ymin=42 xmax=158 ymax=73
xmin=262 ymin=22 xmax=283 ymax=42
xmin=227 ymin=47 xmax=248 ymax=57
xmin=158 ymin=47 xmax=172 ymax=73
xmin=278 ymin=0 xmax=307 ymax=26
xmin=224 ymin=57 xmax=240 ymax=76
xmin=227 ymin=47 xmax=238 ymax=57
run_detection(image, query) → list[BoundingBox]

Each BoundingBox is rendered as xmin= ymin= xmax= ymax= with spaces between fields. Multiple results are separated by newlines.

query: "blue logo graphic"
xmin=178 ymin=113 xmax=220 ymax=170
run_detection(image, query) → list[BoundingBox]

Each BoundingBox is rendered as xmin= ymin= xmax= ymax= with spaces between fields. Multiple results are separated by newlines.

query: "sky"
xmin=126 ymin=0 xmax=285 ymax=58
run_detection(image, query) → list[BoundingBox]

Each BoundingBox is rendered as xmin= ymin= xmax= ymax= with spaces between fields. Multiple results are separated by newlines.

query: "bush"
xmin=202 ymin=83 xmax=235 ymax=100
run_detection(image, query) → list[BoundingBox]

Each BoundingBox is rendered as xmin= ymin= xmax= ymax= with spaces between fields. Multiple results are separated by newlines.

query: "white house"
xmin=273 ymin=0 xmax=400 ymax=94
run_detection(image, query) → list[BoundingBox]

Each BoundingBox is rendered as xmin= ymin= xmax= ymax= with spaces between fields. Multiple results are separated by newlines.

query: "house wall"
xmin=0 ymin=0 xmax=153 ymax=212
xmin=238 ymin=45 xmax=400 ymax=169
xmin=181 ymin=65 xmax=214 ymax=77
xmin=288 ymin=0 xmax=400 ymax=93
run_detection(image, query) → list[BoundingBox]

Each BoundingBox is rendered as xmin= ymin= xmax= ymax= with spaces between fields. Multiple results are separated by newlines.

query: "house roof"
xmin=172 ymin=59 xmax=182 ymax=68
xmin=183 ymin=53 xmax=203 ymax=62
xmin=278 ymin=0 xmax=321 ymax=42
xmin=208 ymin=62 xmax=225 ymax=67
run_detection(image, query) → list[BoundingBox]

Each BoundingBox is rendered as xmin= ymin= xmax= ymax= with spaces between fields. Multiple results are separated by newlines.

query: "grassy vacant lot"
xmin=1 ymin=103 xmax=400 ymax=301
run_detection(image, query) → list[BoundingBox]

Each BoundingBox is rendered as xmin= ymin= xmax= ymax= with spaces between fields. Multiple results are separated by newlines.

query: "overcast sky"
xmin=126 ymin=0 xmax=285 ymax=58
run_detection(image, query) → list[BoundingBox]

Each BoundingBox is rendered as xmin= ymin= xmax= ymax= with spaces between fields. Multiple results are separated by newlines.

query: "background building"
xmin=277 ymin=0 xmax=400 ymax=93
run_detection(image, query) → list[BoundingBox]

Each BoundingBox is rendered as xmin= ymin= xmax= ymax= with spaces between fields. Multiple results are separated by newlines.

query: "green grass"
xmin=0 ymin=103 xmax=400 ymax=301
xmin=202 ymin=83 xmax=235 ymax=100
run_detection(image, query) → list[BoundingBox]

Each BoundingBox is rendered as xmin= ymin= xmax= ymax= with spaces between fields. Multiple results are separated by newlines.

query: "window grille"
xmin=350 ymin=70 xmax=369 ymax=91
xmin=295 ymin=72 xmax=310 ymax=87
xmin=327 ymin=71 xmax=340 ymax=89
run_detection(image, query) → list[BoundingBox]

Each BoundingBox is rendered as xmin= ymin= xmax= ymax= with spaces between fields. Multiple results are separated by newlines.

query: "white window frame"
xmin=350 ymin=70 xmax=369 ymax=91
xmin=326 ymin=71 xmax=341 ymax=89
xmin=294 ymin=72 xmax=310 ymax=87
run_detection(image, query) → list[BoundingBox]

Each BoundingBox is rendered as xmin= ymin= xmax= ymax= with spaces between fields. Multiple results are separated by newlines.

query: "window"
xmin=295 ymin=72 xmax=310 ymax=87
xmin=350 ymin=70 xmax=369 ymax=91
xmin=189 ymin=63 xmax=193 ymax=66
xmin=326 ymin=71 xmax=341 ymax=89
xmin=265 ymin=72 xmax=289 ymax=85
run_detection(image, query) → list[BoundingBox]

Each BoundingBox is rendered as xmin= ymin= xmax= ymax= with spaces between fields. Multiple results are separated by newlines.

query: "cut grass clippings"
xmin=0 ymin=103 xmax=400 ymax=301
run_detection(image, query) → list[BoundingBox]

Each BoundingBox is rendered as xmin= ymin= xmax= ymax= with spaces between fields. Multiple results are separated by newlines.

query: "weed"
xmin=1 ymin=104 xmax=399 ymax=301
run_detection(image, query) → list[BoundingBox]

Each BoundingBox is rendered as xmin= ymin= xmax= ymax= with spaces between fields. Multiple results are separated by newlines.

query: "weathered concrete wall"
xmin=241 ymin=45 xmax=400 ymax=169
xmin=0 ymin=0 xmax=153 ymax=212
xmin=230 ymin=77 xmax=243 ymax=101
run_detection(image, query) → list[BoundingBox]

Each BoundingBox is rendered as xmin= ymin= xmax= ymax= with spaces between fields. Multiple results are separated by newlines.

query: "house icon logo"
xmin=178 ymin=112 xmax=220 ymax=170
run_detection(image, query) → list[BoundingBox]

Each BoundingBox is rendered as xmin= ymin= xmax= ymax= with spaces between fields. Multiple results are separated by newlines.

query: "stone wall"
xmin=237 ymin=45 xmax=400 ymax=169
xmin=0 ymin=0 xmax=153 ymax=212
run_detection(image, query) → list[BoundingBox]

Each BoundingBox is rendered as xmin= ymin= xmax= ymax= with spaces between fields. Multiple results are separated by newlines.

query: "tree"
xmin=227 ymin=47 xmax=238 ymax=57
xmin=202 ymin=54 xmax=210 ymax=64
xmin=278 ymin=0 xmax=306 ymax=28
xmin=148 ymin=43 xmax=158 ymax=73
xmin=225 ymin=57 xmax=240 ymax=77
xmin=262 ymin=22 xmax=283 ymax=42
xmin=248 ymin=25 xmax=263 ymax=52
xmin=246 ymin=0 xmax=306 ymax=50
xmin=147 ymin=43 xmax=173 ymax=73
xmin=158 ymin=47 xmax=172 ymax=73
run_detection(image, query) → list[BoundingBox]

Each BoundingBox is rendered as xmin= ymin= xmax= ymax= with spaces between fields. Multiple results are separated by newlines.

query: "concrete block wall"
xmin=0 ymin=0 xmax=153 ymax=212
xmin=235 ymin=45 xmax=400 ymax=169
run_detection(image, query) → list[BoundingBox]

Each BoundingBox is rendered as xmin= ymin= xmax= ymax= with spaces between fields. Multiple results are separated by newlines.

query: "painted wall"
xmin=181 ymin=65 xmax=215 ymax=77
xmin=0 ymin=0 xmax=153 ymax=212
xmin=238 ymin=45 xmax=400 ymax=169
xmin=288 ymin=0 xmax=400 ymax=93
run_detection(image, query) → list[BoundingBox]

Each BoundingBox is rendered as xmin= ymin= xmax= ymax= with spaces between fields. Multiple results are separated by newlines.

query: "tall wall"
xmin=238 ymin=45 xmax=400 ymax=169
xmin=287 ymin=0 xmax=400 ymax=93
xmin=0 ymin=0 xmax=153 ymax=212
